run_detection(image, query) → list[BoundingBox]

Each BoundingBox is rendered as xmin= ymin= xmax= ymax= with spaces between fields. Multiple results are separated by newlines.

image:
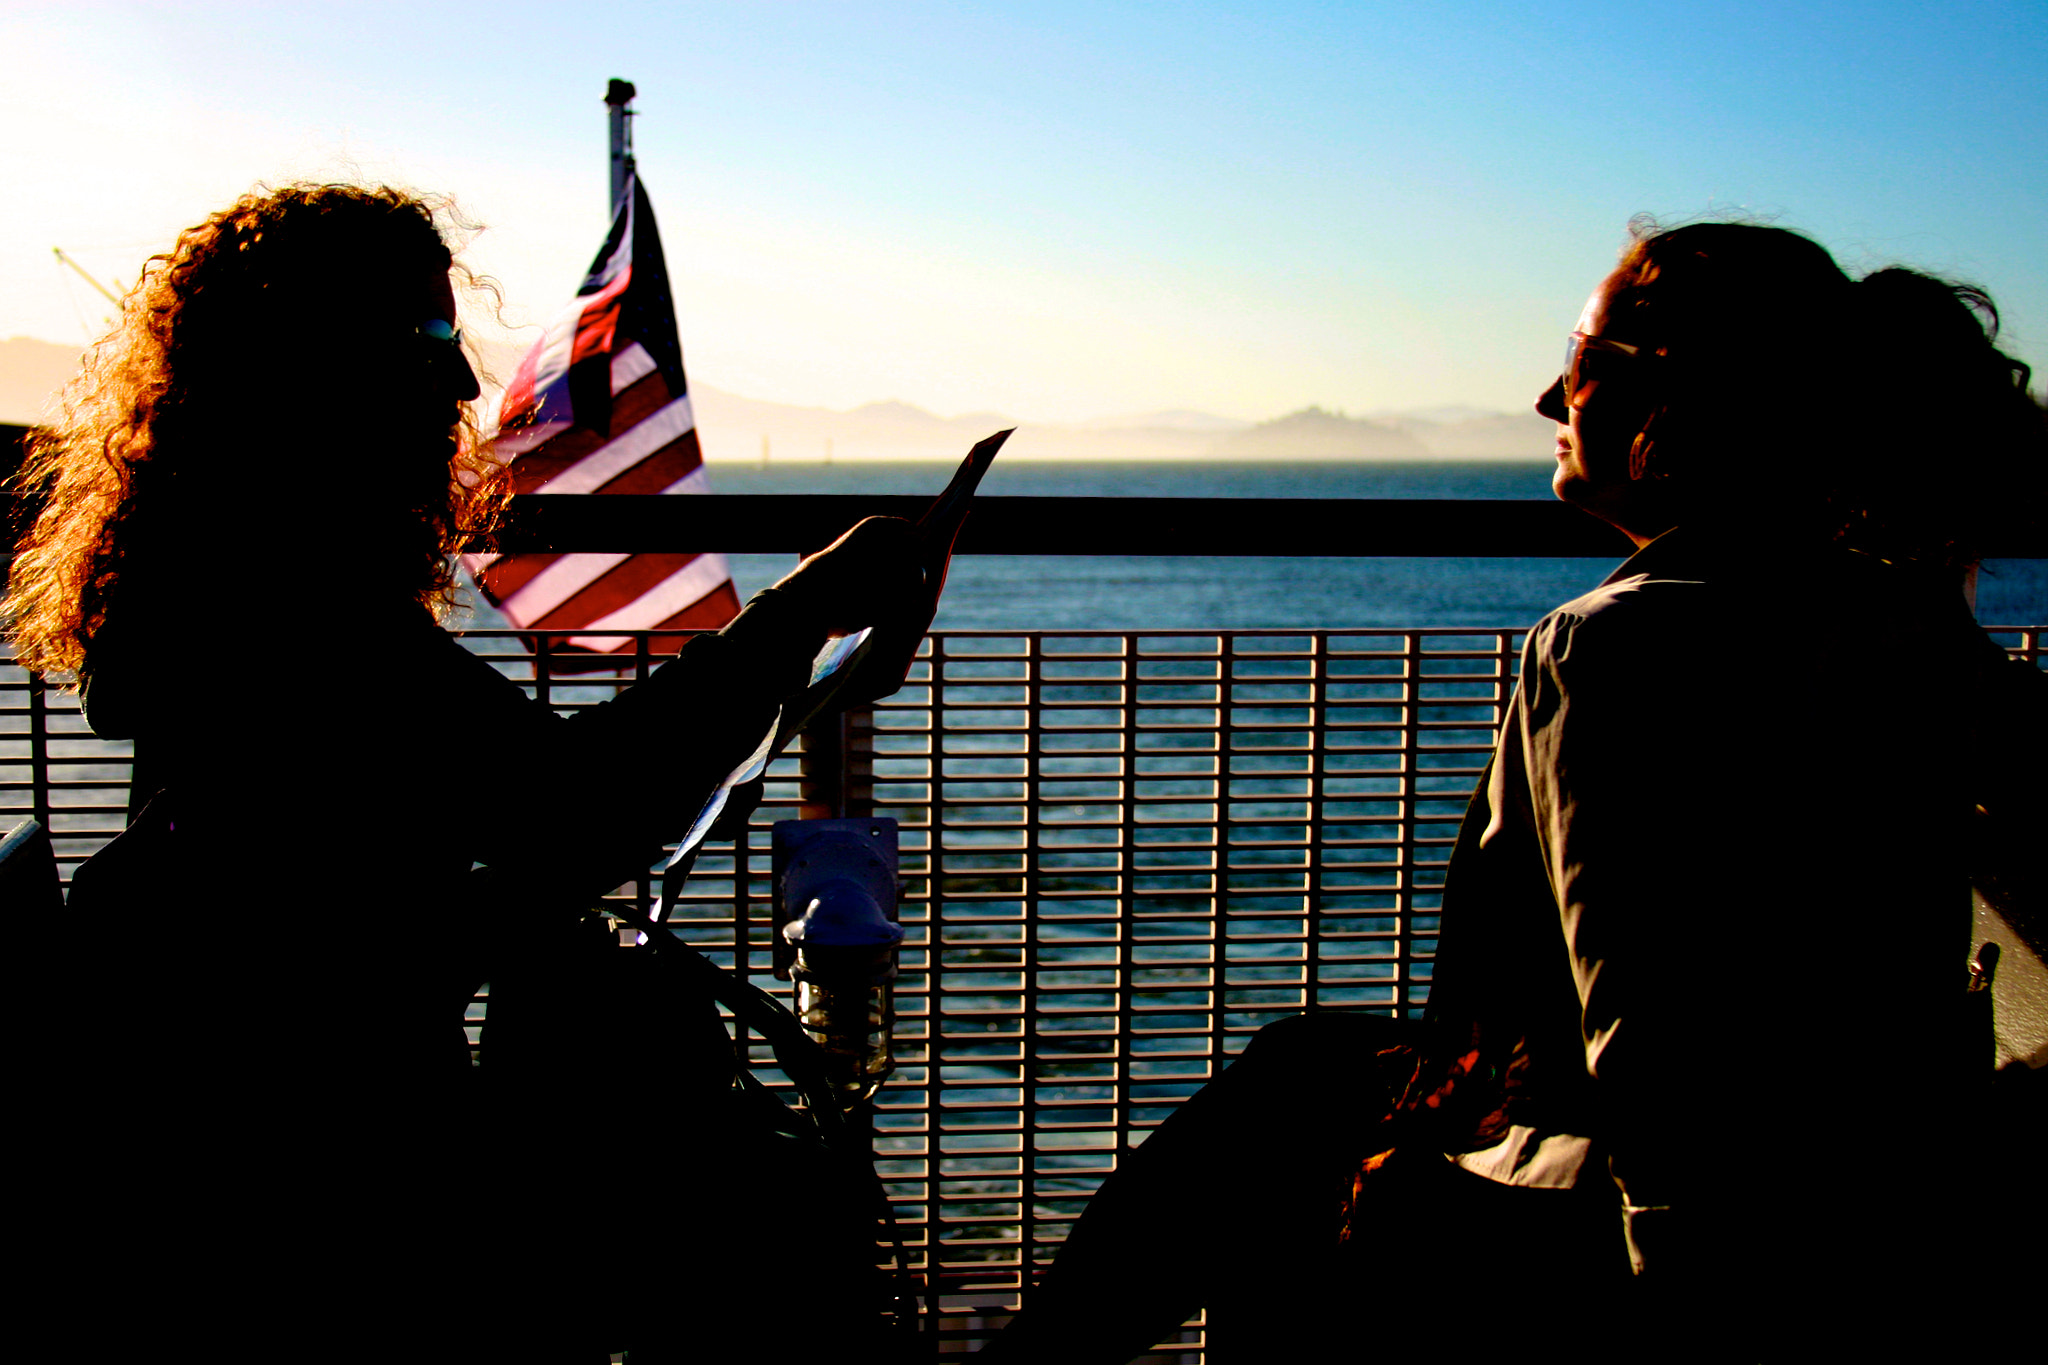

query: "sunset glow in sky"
xmin=3 ymin=1 xmax=2043 ymax=423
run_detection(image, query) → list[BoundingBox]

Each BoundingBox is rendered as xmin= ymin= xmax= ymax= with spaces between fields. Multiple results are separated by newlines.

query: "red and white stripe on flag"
xmin=463 ymin=175 xmax=739 ymax=658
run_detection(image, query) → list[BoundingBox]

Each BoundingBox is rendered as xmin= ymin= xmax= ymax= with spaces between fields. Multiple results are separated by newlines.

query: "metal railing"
xmin=6 ymin=621 xmax=2042 ymax=1360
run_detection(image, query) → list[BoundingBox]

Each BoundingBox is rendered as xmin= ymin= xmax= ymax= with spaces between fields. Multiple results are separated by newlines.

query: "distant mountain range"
xmin=688 ymin=392 xmax=1554 ymax=462
xmin=1 ymin=337 xmax=80 ymax=427
xmin=2 ymin=333 xmax=1552 ymax=460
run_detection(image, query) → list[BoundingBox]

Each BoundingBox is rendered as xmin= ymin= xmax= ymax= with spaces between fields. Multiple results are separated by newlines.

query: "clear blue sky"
xmin=4 ymin=0 xmax=2043 ymax=422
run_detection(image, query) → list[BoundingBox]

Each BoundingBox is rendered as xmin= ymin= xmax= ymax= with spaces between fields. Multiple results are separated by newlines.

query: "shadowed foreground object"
xmin=0 ymin=819 xmax=63 ymax=913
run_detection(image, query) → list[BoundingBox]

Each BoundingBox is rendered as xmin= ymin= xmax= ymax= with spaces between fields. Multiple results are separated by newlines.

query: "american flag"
xmin=463 ymin=168 xmax=738 ymax=657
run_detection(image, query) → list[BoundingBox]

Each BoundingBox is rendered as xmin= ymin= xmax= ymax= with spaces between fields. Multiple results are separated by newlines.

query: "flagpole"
xmin=605 ymin=78 xmax=637 ymax=213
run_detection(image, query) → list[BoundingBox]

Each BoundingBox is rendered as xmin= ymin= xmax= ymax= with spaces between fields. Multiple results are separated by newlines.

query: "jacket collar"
xmin=1593 ymin=521 xmax=1748 ymax=590
xmin=1595 ymin=518 xmax=1972 ymax=617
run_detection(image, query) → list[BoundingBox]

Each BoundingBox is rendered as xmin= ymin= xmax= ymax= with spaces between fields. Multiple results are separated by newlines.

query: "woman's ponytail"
xmin=1835 ymin=267 xmax=2044 ymax=565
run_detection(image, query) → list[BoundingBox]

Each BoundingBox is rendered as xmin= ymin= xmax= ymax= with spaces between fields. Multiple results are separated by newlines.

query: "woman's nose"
xmin=451 ymin=349 xmax=481 ymax=403
xmin=1535 ymin=376 xmax=1568 ymax=423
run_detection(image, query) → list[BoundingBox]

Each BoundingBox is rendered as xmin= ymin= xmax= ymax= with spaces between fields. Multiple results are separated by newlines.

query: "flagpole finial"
xmin=606 ymin=80 xmax=637 ymax=214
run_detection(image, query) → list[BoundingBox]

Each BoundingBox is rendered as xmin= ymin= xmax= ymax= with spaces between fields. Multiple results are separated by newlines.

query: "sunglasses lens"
xmin=1562 ymin=334 xmax=1584 ymax=403
xmin=419 ymin=319 xmax=458 ymax=344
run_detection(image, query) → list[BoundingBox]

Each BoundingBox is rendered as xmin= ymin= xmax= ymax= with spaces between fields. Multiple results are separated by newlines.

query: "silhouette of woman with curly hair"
xmin=11 ymin=183 xmax=919 ymax=1359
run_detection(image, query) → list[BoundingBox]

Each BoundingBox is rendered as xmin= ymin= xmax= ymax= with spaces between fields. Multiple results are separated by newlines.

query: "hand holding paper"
xmin=658 ymin=429 xmax=1013 ymax=907
xmin=771 ymin=515 xmax=926 ymax=639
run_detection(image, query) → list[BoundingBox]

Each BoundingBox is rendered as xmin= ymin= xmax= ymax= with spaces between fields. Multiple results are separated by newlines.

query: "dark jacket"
xmin=35 ymin=590 xmax=838 ymax=1355
xmin=1421 ymin=523 xmax=2030 ymax=1309
xmin=67 ymin=588 xmax=824 ymax=1086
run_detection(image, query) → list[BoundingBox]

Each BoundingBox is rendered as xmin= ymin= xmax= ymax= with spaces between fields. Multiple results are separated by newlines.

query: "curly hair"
xmin=1604 ymin=218 xmax=2046 ymax=566
xmin=3 ymin=183 xmax=507 ymax=681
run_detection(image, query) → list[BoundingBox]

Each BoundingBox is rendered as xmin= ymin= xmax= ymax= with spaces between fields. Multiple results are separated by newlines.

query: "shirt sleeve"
xmin=1514 ymin=598 xmax=1741 ymax=1207
xmin=444 ymin=589 xmax=831 ymax=898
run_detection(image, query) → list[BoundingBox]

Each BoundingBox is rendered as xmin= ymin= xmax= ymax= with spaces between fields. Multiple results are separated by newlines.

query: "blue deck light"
xmin=772 ymin=819 xmax=904 ymax=1109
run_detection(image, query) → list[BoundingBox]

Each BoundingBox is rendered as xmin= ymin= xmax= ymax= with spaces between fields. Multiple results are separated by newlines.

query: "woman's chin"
xmin=1551 ymin=465 xmax=1586 ymax=506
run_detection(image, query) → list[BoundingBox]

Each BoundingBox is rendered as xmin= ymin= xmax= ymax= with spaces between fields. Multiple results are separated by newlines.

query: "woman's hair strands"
xmin=4 ymin=183 xmax=508 ymax=681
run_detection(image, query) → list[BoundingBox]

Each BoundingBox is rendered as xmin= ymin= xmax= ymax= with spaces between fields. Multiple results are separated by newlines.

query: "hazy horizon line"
xmin=0 ymin=332 xmax=1545 ymax=432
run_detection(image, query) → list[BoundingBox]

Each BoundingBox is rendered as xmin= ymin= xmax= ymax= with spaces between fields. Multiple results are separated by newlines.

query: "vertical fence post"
xmin=796 ymin=716 xmax=838 ymax=821
xmin=1201 ymin=632 xmax=1228 ymax=1113
xmin=793 ymin=705 xmax=883 ymax=1156
xmin=844 ymin=707 xmax=876 ymax=820
xmin=1019 ymin=631 xmax=1045 ymax=1302
xmin=1113 ymin=633 xmax=1144 ymax=1165
xmin=1305 ymin=634 xmax=1327 ymax=1013
xmin=27 ymin=671 xmax=52 ymax=833
xmin=634 ymin=633 xmax=654 ymax=925
xmin=532 ymin=635 xmax=553 ymax=710
xmin=1396 ymin=631 xmax=1422 ymax=1019
xmin=797 ymin=696 xmax=878 ymax=822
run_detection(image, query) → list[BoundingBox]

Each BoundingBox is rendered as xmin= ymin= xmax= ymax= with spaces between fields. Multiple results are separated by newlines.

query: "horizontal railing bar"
xmin=487 ymin=494 xmax=2048 ymax=557
xmin=494 ymin=495 xmax=1644 ymax=556
xmin=442 ymin=624 xmax=1536 ymax=640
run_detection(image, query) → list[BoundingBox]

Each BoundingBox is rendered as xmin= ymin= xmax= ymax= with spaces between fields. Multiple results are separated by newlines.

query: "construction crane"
xmin=52 ymin=248 xmax=124 ymax=306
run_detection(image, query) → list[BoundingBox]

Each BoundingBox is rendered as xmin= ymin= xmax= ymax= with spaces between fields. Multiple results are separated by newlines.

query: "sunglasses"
xmin=414 ymin=318 xmax=465 ymax=349
xmin=1562 ymin=331 xmax=1649 ymax=407
xmin=410 ymin=318 xmax=480 ymax=401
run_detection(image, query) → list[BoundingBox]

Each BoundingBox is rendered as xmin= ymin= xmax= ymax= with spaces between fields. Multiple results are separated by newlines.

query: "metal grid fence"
xmin=6 ymin=622 xmax=2042 ymax=1360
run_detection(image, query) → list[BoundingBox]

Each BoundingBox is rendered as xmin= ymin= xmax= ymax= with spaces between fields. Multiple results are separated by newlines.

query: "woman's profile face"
xmin=418 ymin=267 xmax=480 ymax=405
xmin=334 ymin=265 xmax=478 ymax=536
xmin=1535 ymin=268 xmax=1670 ymax=545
